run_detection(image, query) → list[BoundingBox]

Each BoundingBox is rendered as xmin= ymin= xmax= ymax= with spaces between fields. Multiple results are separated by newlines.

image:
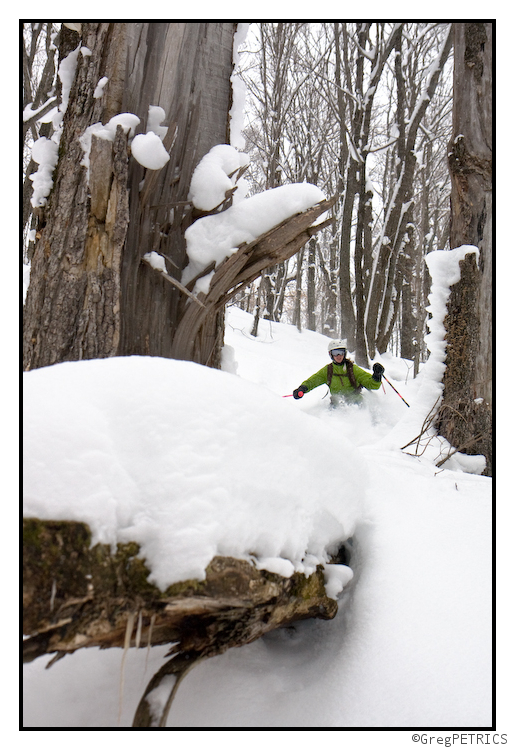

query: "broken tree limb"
xmin=23 ymin=518 xmax=337 ymax=658
xmin=132 ymin=651 xmax=206 ymax=727
xmin=171 ymin=195 xmax=337 ymax=363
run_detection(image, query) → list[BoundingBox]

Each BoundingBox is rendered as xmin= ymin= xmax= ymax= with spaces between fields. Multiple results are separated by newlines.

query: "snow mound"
xmin=23 ymin=356 xmax=364 ymax=590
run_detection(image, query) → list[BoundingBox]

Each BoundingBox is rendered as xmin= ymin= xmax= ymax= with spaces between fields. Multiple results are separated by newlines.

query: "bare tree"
xmin=231 ymin=23 xmax=454 ymax=370
xmin=366 ymin=24 xmax=453 ymax=359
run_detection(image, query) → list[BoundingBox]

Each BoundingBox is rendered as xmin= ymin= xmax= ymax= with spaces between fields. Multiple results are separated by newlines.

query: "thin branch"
xmin=142 ymin=257 xmax=206 ymax=308
xmin=435 ymin=432 xmax=489 ymax=469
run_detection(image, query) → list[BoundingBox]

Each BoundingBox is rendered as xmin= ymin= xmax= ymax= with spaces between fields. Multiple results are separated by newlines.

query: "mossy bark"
xmin=23 ymin=518 xmax=338 ymax=663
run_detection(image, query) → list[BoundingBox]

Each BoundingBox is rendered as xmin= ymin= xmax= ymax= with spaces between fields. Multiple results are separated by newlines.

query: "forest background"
xmin=22 ymin=22 xmax=457 ymax=369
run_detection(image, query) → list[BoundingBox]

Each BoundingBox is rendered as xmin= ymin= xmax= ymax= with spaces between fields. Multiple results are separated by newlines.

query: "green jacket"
xmin=302 ymin=360 xmax=381 ymax=404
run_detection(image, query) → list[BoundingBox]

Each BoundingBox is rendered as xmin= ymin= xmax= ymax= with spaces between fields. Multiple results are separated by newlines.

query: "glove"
xmin=293 ymin=385 xmax=308 ymax=399
xmin=372 ymin=363 xmax=385 ymax=382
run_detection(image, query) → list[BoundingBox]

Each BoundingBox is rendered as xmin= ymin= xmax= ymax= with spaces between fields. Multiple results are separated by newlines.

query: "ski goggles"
xmin=331 ymin=349 xmax=346 ymax=356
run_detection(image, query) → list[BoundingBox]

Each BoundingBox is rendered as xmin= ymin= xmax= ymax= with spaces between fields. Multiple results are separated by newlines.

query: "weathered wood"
xmin=132 ymin=651 xmax=207 ymax=727
xmin=119 ymin=23 xmax=236 ymax=363
xmin=23 ymin=23 xmax=237 ymax=371
xmin=170 ymin=196 xmax=337 ymax=362
xmin=23 ymin=24 xmax=123 ymax=369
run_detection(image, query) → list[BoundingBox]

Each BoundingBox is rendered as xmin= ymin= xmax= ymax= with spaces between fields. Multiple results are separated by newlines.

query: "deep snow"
xmin=23 ymin=290 xmax=492 ymax=728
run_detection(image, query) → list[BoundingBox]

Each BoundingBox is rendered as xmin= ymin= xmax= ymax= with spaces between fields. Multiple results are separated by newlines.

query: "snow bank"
xmin=23 ymin=356 xmax=363 ymax=590
xmin=183 ymin=182 xmax=325 ymax=289
xmin=23 ymin=309 xmax=492 ymax=729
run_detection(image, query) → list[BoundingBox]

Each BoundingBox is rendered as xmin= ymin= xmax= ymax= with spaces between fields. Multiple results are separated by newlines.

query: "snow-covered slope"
xmin=23 ymin=301 xmax=492 ymax=729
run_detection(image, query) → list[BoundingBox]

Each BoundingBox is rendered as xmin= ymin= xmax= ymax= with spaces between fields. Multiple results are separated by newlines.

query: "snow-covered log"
xmin=23 ymin=518 xmax=340 ymax=726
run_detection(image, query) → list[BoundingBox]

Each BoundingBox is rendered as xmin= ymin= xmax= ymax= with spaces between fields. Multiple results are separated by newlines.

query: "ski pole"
xmin=282 ymin=394 xmax=294 ymax=398
xmin=383 ymin=375 xmax=410 ymax=407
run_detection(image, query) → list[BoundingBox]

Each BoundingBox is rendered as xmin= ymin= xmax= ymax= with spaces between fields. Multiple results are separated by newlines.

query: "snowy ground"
xmin=23 ymin=300 xmax=493 ymax=730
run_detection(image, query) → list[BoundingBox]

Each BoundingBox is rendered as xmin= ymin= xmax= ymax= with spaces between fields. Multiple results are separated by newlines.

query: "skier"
xmin=292 ymin=339 xmax=385 ymax=407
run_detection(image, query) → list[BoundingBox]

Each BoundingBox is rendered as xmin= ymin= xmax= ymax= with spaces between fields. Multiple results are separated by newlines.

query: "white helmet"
xmin=328 ymin=339 xmax=348 ymax=363
xmin=328 ymin=339 xmax=347 ymax=353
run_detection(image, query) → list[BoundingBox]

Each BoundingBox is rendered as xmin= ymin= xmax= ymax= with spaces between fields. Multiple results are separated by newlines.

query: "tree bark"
xmin=306 ymin=237 xmax=317 ymax=331
xmin=23 ymin=24 xmax=129 ymax=370
xmin=120 ymin=23 xmax=236 ymax=365
xmin=437 ymin=23 xmax=492 ymax=475
xmin=23 ymin=22 xmax=236 ymax=371
xmin=334 ymin=23 xmax=356 ymax=348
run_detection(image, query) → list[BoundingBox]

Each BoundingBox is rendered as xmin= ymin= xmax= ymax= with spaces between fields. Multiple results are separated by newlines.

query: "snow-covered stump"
xmin=23 ymin=518 xmax=339 ymax=726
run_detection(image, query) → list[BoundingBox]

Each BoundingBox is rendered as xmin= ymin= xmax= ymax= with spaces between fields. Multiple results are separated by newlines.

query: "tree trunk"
xmin=437 ymin=23 xmax=492 ymax=475
xmin=334 ymin=24 xmax=356 ymax=349
xmin=23 ymin=22 xmax=235 ymax=371
xmin=306 ymin=237 xmax=317 ymax=331
xmin=354 ymin=174 xmax=373 ymax=366
xmin=294 ymin=249 xmax=304 ymax=331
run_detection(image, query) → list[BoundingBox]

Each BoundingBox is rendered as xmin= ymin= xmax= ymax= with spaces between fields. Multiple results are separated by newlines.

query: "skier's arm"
xmin=292 ymin=366 xmax=329 ymax=398
xmin=354 ymin=364 xmax=382 ymax=391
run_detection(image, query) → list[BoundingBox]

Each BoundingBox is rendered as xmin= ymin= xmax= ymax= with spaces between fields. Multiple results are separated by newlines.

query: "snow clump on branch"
xmin=183 ymin=144 xmax=325 ymax=292
xmin=188 ymin=144 xmax=250 ymax=211
xmin=29 ymin=44 xmax=81 ymax=207
xmin=131 ymin=131 xmax=170 ymax=170
xmin=129 ymin=105 xmax=171 ymax=170
xmin=29 ymin=137 xmax=59 ymax=208
xmin=182 ymin=180 xmax=325 ymax=291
